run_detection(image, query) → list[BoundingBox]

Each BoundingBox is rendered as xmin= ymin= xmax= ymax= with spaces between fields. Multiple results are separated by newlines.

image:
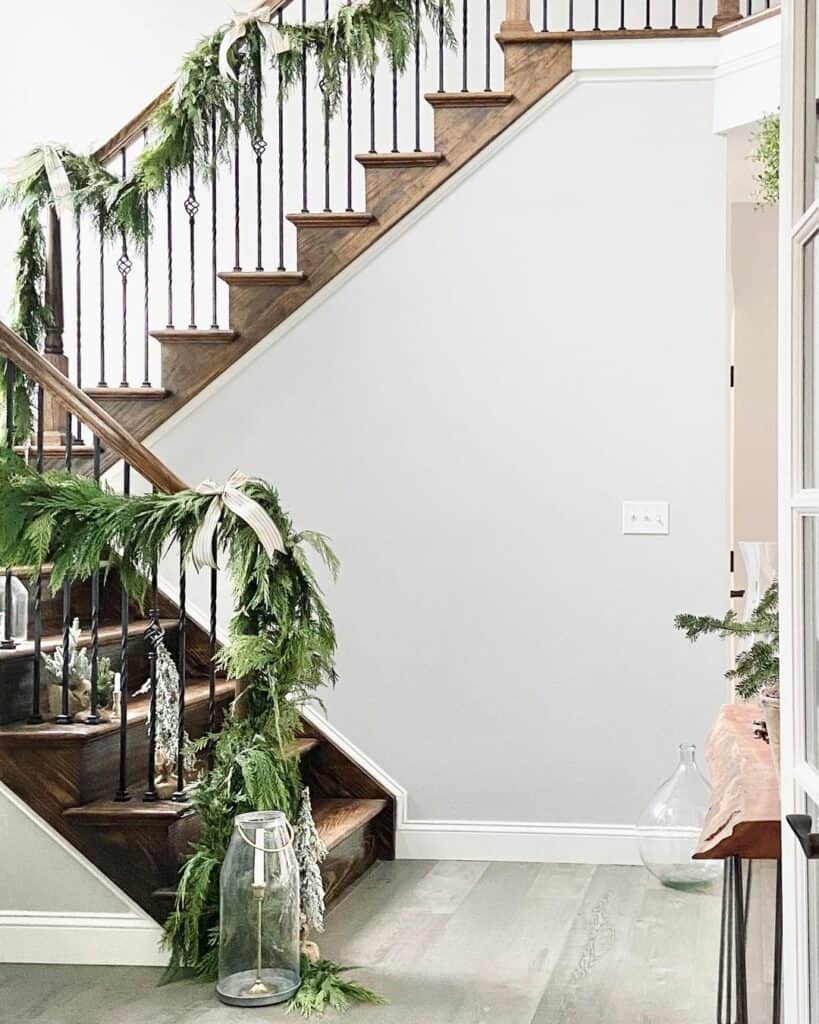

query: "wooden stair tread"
xmin=217 ymin=271 xmax=307 ymax=287
xmin=286 ymin=212 xmax=375 ymax=228
xmin=311 ymin=797 xmax=388 ymax=851
xmin=150 ymin=329 xmax=238 ymax=344
xmin=0 ymin=618 xmax=177 ymax=664
xmin=424 ymin=91 xmax=514 ymax=108
xmin=356 ymin=151 xmax=444 ymax=168
xmin=0 ymin=677 xmax=233 ymax=744
xmin=84 ymin=387 xmax=168 ymax=400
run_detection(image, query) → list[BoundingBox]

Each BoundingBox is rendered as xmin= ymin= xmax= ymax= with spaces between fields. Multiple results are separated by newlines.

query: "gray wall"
xmin=155 ymin=75 xmax=729 ymax=828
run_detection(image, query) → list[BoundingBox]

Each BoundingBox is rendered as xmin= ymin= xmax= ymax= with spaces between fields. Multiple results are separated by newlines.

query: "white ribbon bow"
xmin=1 ymin=144 xmax=74 ymax=220
xmin=219 ymin=2 xmax=291 ymax=81
xmin=191 ymin=471 xmax=286 ymax=571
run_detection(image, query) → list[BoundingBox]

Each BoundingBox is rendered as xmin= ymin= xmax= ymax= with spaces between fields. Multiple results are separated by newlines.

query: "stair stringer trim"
xmin=0 ymin=782 xmax=166 ymax=966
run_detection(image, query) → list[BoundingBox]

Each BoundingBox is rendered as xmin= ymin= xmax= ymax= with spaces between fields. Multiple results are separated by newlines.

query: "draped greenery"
xmin=0 ymin=0 xmax=453 ymax=443
xmin=0 ymin=452 xmax=380 ymax=1010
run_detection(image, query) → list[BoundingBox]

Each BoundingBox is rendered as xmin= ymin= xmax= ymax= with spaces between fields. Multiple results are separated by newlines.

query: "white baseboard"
xmin=397 ymin=820 xmax=641 ymax=865
xmin=0 ymin=912 xmax=166 ymax=966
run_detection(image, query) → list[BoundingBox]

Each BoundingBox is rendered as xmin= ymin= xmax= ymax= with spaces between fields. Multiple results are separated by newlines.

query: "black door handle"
xmin=786 ymin=814 xmax=819 ymax=859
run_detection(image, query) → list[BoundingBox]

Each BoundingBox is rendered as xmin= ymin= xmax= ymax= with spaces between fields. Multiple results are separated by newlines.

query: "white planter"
xmin=760 ymin=696 xmax=780 ymax=780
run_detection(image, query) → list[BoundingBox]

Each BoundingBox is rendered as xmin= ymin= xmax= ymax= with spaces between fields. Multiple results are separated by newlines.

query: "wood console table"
xmin=694 ymin=703 xmax=782 ymax=1024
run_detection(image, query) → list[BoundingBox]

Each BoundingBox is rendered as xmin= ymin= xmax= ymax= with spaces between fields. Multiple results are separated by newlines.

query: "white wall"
xmin=152 ymin=72 xmax=730 ymax=852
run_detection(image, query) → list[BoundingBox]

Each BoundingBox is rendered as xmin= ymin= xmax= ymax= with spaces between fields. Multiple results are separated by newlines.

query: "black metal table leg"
xmin=717 ymin=856 xmax=751 ymax=1024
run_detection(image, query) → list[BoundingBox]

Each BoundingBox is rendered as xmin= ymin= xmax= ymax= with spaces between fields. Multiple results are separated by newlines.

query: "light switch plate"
xmin=622 ymin=501 xmax=669 ymax=535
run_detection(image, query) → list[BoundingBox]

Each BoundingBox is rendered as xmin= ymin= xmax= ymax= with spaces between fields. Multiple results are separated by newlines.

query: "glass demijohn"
xmin=217 ymin=810 xmax=301 ymax=1007
xmin=0 ymin=574 xmax=28 ymax=643
xmin=637 ymin=744 xmax=721 ymax=890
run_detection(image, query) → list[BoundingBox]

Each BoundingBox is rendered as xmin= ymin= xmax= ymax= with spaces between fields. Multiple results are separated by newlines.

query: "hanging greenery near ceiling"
xmin=0 ymin=451 xmax=380 ymax=1011
xmin=750 ymin=112 xmax=780 ymax=207
xmin=0 ymin=0 xmax=454 ymax=444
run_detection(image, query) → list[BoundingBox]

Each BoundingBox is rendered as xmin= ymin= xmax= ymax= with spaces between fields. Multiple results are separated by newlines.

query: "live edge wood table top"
xmin=693 ymin=703 xmax=781 ymax=861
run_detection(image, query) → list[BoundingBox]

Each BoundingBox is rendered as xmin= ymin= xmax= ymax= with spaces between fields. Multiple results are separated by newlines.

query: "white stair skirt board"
xmin=0 ymin=783 xmax=165 ymax=967
xmin=396 ymin=820 xmax=641 ymax=864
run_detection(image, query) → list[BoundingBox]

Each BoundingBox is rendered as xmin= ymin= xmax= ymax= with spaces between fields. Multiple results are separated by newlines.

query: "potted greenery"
xmin=42 ymin=617 xmax=115 ymax=721
xmin=675 ymin=581 xmax=779 ymax=774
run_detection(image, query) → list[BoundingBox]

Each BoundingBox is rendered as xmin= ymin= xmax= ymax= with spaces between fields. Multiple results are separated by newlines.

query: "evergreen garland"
xmin=749 ymin=112 xmax=779 ymax=207
xmin=0 ymin=451 xmax=379 ymax=1012
xmin=1 ymin=0 xmax=454 ymax=444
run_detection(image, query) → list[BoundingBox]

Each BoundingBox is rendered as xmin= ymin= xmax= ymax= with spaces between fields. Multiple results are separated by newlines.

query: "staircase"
xmin=0 ymin=0 xmax=765 ymax=959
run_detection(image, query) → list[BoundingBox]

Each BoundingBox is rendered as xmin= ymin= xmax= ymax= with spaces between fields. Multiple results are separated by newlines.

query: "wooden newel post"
xmin=43 ymin=205 xmax=69 ymax=445
xmin=500 ymin=0 xmax=532 ymax=34
xmin=712 ymin=0 xmax=741 ymax=27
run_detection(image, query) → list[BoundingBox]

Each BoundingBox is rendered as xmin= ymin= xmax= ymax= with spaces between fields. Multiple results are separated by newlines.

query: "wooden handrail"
xmin=92 ymin=0 xmax=294 ymax=166
xmin=0 ymin=320 xmax=187 ymax=494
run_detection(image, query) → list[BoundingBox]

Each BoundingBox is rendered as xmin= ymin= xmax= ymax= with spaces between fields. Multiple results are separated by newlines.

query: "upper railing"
xmin=10 ymin=0 xmax=773 ymax=401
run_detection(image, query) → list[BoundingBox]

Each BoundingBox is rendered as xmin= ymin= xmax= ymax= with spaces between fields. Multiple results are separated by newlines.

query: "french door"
xmin=782 ymin=3 xmax=819 ymax=1020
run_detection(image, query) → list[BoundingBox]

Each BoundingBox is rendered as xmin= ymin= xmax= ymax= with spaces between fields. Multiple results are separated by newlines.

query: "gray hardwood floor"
xmin=0 ymin=861 xmax=722 ymax=1023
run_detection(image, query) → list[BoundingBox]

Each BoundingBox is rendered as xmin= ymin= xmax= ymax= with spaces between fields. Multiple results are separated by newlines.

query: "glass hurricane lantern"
xmin=217 ymin=810 xmax=301 ymax=1007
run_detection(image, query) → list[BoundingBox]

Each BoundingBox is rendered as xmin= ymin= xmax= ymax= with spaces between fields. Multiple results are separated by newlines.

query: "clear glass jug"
xmin=217 ymin=810 xmax=301 ymax=1006
xmin=637 ymin=743 xmax=721 ymax=890
xmin=0 ymin=574 xmax=28 ymax=644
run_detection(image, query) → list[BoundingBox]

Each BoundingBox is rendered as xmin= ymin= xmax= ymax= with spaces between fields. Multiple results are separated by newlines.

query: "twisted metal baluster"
xmin=253 ymin=78 xmax=266 ymax=272
xmin=75 ymin=218 xmax=82 ymax=391
xmin=185 ymin=159 xmax=199 ymax=328
xmin=208 ymin=533 xmax=218 ymax=769
xmin=118 ymin=149 xmax=132 ymax=386
xmin=301 ymin=0 xmax=309 ymax=212
xmin=391 ymin=66 xmax=399 ymax=152
xmin=211 ymin=113 xmax=219 ymax=327
xmin=166 ymin=172 xmax=174 ymax=328
xmin=461 ymin=0 xmax=468 ymax=91
xmin=142 ymin=130 xmax=151 ymax=386
xmin=324 ymin=0 xmax=331 ymax=212
xmin=369 ymin=73 xmax=376 ymax=153
xmin=172 ymin=557 xmax=188 ymax=802
xmin=56 ymin=418 xmax=73 ymax=723
xmin=114 ymin=462 xmax=132 ymax=801
xmin=143 ymin=566 xmax=162 ymax=802
xmin=85 ymin=435 xmax=102 ymax=725
xmin=277 ymin=18 xmax=286 ymax=272
xmin=29 ymin=385 xmax=44 ymax=722
xmin=234 ymin=86 xmax=242 ymax=270
xmin=98 ymin=226 xmax=107 ymax=387
xmin=346 ymin=0 xmax=354 ymax=211
xmin=1 ymin=363 xmax=16 ymax=652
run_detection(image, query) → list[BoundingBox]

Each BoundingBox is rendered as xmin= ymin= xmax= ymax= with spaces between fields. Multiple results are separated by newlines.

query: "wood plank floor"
xmin=0 ymin=861 xmax=722 ymax=1023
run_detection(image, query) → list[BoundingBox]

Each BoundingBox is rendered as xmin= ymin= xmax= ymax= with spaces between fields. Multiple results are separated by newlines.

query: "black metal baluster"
xmin=185 ymin=159 xmax=199 ymax=329
xmin=392 ymin=67 xmax=399 ymax=152
xmin=98 ymin=228 xmax=106 ymax=387
xmin=643 ymin=0 xmax=651 ymax=30
xmin=484 ymin=0 xmax=492 ymax=91
xmin=568 ymin=0 xmax=574 ymax=30
xmin=253 ymin=77 xmax=266 ymax=271
xmin=670 ymin=0 xmax=677 ymax=28
xmin=208 ymin=533 xmax=218 ymax=771
xmin=1 ymin=362 xmax=16 ymax=651
xmin=324 ymin=0 xmax=331 ymax=212
xmin=594 ymin=0 xmax=600 ymax=29
xmin=542 ymin=0 xmax=548 ymax=30
xmin=301 ymin=0 xmax=309 ymax=212
xmin=114 ymin=463 xmax=131 ymax=801
xmin=277 ymin=22 xmax=286 ymax=271
xmin=619 ymin=0 xmax=626 ymax=30
xmin=416 ymin=0 xmax=423 ymax=142
xmin=142 ymin=130 xmax=152 ymax=386
xmin=29 ymin=386 xmax=44 ymax=723
xmin=696 ymin=0 xmax=704 ymax=27
xmin=234 ymin=86 xmax=242 ymax=270
xmin=75 ymin=219 xmax=82 ymax=391
xmin=56 ymin=418 xmax=73 ymax=724
xmin=461 ymin=0 xmax=468 ymax=90
xmin=118 ymin=150 xmax=132 ymax=386
xmin=438 ymin=1 xmax=445 ymax=91
xmin=369 ymin=74 xmax=377 ymax=153
xmin=172 ymin=557 xmax=187 ymax=801
xmin=143 ymin=564 xmax=160 ymax=802
xmin=86 ymin=435 xmax=102 ymax=725
xmin=346 ymin=0 xmax=354 ymax=210
xmin=211 ymin=113 xmax=219 ymax=327
xmin=166 ymin=172 xmax=174 ymax=328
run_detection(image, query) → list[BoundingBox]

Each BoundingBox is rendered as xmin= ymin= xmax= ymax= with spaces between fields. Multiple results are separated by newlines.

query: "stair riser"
xmin=295 ymin=225 xmax=365 ymax=277
xmin=227 ymin=283 xmax=309 ymax=335
xmin=34 ymin=573 xmax=123 ymax=638
xmin=363 ymin=164 xmax=443 ymax=221
xmin=0 ymin=628 xmax=178 ymax=726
